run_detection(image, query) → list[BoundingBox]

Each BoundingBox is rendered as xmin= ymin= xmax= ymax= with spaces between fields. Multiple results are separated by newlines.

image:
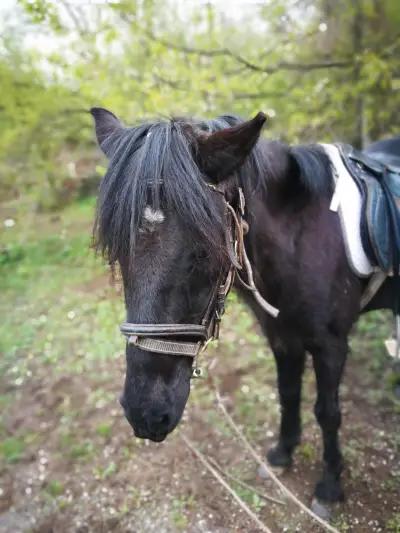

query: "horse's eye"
xmin=194 ymin=249 xmax=209 ymax=262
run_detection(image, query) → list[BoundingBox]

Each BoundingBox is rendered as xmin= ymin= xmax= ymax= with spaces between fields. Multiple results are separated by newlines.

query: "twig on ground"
xmin=215 ymin=391 xmax=340 ymax=533
xmin=206 ymin=455 xmax=285 ymax=506
xmin=181 ymin=433 xmax=273 ymax=533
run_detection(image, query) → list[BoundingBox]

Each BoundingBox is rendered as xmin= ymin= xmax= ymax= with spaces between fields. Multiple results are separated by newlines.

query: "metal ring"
xmin=192 ymin=367 xmax=204 ymax=379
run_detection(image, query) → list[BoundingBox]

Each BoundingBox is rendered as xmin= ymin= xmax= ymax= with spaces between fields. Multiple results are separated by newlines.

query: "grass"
xmin=94 ymin=461 xmax=117 ymax=480
xmin=386 ymin=513 xmax=400 ymax=533
xmin=0 ymin=436 xmax=25 ymax=463
xmin=0 ymin=194 xmax=397 ymax=531
xmin=95 ymin=422 xmax=113 ymax=439
xmin=170 ymin=495 xmax=194 ymax=530
xmin=44 ymin=480 xmax=64 ymax=498
xmin=0 ymin=197 xmax=124 ymax=378
xmin=297 ymin=442 xmax=316 ymax=462
xmin=0 ymin=196 xmax=124 ymax=472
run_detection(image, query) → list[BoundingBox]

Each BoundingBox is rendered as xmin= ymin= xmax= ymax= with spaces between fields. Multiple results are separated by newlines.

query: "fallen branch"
xmin=181 ymin=433 xmax=273 ymax=533
xmin=215 ymin=391 xmax=340 ymax=533
xmin=207 ymin=455 xmax=285 ymax=506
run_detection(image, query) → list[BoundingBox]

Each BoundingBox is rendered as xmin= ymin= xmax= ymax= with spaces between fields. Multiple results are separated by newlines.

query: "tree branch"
xmin=206 ymin=455 xmax=285 ymax=506
xmin=181 ymin=434 xmax=273 ymax=533
xmin=144 ymin=29 xmax=353 ymax=74
xmin=214 ymin=390 xmax=340 ymax=533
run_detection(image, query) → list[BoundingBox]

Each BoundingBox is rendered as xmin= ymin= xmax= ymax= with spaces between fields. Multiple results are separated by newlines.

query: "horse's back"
xmin=365 ymin=135 xmax=400 ymax=167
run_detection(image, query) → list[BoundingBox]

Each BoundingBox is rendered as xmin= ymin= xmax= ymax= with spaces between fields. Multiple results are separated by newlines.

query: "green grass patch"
xmin=0 ymin=196 xmax=124 ymax=386
xmin=44 ymin=480 xmax=64 ymax=497
xmin=94 ymin=461 xmax=117 ymax=480
xmin=386 ymin=513 xmax=400 ymax=533
xmin=0 ymin=233 xmax=97 ymax=292
xmin=234 ymin=485 xmax=266 ymax=513
xmin=0 ymin=436 xmax=25 ymax=463
xmin=68 ymin=440 xmax=95 ymax=460
xmin=95 ymin=422 xmax=113 ymax=439
xmin=298 ymin=442 xmax=316 ymax=462
xmin=170 ymin=495 xmax=194 ymax=530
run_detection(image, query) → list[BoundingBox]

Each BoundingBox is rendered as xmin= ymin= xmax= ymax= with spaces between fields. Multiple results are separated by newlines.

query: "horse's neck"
xmin=245 ymin=185 xmax=330 ymax=273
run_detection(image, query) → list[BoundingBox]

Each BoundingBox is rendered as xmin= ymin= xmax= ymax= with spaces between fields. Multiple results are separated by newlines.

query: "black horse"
xmin=91 ymin=108 xmax=396 ymax=504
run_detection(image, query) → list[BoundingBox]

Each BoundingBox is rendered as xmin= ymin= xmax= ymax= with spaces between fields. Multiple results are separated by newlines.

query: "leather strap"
xmin=128 ymin=335 xmax=201 ymax=357
xmin=120 ymin=323 xmax=208 ymax=339
xmin=360 ymin=271 xmax=387 ymax=309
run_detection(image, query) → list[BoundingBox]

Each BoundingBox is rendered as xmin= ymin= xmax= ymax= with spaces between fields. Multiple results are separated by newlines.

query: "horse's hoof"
xmin=310 ymin=498 xmax=332 ymax=521
xmin=315 ymin=480 xmax=344 ymax=503
xmin=267 ymin=445 xmax=293 ymax=468
xmin=257 ymin=463 xmax=284 ymax=480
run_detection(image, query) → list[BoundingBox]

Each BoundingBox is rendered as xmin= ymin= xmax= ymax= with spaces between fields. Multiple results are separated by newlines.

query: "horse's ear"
xmin=197 ymin=112 xmax=267 ymax=182
xmin=90 ymin=107 xmax=124 ymax=157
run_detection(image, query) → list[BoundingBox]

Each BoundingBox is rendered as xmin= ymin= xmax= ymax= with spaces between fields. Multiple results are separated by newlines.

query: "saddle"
xmin=338 ymin=144 xmax=400 ymax=276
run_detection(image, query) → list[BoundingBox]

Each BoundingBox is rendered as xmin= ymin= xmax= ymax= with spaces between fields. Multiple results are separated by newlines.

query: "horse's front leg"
xmin=267 ymin=336 xmax=305 ymax=467
xmin=311 ymin=338 xmax=347 ymax=503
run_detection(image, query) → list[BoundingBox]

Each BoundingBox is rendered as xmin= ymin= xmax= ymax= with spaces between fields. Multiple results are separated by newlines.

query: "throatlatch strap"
xmin=128 ymin=335 xmax=200 ymax=357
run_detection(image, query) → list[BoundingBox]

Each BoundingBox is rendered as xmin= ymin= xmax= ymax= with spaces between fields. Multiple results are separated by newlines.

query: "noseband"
xmin=120 ymin=184 xmax=279 ymax=371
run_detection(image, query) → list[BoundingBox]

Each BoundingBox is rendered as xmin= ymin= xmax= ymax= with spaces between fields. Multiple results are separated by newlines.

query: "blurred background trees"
xmin=1 ymin=0 xmax=399 ymax=208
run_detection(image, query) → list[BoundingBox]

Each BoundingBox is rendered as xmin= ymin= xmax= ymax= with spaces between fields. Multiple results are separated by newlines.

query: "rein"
xmin=120 ymin=184 xmax=279 ymax=374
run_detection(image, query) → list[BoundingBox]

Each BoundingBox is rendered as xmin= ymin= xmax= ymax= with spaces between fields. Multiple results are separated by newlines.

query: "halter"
xmin=119 ymin=184 xmax=279 ymax=374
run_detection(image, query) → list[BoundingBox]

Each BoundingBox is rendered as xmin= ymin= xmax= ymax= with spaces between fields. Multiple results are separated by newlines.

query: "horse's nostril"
xmin=155 ymin=414 xmax=169 ymax=425
xmin=146 ymin=410 xmax=170 ymax=433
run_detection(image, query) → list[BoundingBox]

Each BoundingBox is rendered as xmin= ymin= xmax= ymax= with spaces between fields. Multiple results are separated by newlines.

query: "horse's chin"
xmin=148 ymin=433 xmax=168 ymax=443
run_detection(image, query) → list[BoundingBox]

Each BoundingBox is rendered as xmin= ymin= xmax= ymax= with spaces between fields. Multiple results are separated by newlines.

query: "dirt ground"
xmin=1 ymin=296 xmax=399 ymax=533
xmin=1 ymin=201 xmax=399 ymax=533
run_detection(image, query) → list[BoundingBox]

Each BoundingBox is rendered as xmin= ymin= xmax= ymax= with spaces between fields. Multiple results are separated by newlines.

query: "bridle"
xmin=120 ymin=183 xmax=279 ymax=375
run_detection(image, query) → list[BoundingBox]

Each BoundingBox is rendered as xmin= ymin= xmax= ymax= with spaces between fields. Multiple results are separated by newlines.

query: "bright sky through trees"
xmin=0 ymin=0 xmax=399 ymax=205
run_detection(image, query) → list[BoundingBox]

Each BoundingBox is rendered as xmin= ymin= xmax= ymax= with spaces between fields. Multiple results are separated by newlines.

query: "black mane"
xmin=290 ymin=144 xmax=333 ymax=197
xmin=94 ymin=115 xmax=332 ymax=269
xmin=94 ymin=115 xmax=264 ymax=268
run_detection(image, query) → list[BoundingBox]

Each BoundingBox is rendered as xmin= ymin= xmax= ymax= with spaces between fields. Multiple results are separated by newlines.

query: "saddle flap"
xmin=365 ymin=176 xmax=393 ymax=271
xmin=337 ymin=143 xmax=400 ymax=274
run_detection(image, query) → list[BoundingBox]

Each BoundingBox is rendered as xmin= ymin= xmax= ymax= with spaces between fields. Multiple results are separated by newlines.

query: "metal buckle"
xmin=238 ymin=187 xmax=246 ymax=215
xmin=128 ymin=335 xmax=138 ymax=345
xmin=192 ymin=367 xmax=204 ymax=379
xmin=213 ymin=320 xmax=220 ymax=340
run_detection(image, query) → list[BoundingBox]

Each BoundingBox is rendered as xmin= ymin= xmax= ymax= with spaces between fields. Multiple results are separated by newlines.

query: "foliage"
xmin=0 ymin=33 xmax=90 ymax=203
xmin=0 ymin=0 xmax=399 ymax=206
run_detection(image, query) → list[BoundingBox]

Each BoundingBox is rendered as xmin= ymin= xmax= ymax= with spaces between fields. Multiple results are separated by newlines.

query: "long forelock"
xmin=94 ymin=118 xmax=232 ymax=270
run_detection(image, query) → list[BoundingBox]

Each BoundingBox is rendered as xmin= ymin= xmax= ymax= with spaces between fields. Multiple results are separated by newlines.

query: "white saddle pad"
xmin=320 ymin=143 xmax=374 ymax=277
